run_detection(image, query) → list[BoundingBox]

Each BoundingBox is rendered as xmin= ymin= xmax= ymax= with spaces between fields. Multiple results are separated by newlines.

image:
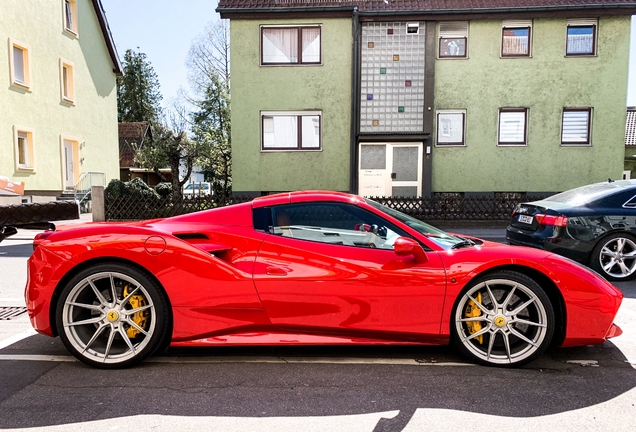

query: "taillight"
xmin=535 ymin=214 xmax=568 ymax=227
xmin=33 ymin=231 xmax=55 ymax=251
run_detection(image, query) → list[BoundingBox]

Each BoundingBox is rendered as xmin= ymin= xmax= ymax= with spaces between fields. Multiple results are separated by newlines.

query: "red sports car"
xmin=25 ymin=191 xmax=623 ymax=368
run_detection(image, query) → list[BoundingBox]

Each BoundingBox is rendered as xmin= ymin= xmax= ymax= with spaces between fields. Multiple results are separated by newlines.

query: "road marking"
xmin=0 ymin=353 xmax=475 ymax=366
xmin=0 ymin=328 xmax=36 ymax=350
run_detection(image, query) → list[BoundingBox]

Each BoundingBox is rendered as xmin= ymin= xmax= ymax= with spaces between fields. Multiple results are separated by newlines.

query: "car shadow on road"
xmin=0 ymin=242 xmax=33 ymax=258
xmin=0 ymin=335 xmax=634 ymax=431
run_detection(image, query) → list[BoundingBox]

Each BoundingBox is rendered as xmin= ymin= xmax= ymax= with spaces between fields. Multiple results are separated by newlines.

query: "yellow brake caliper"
xmin=123 ymin=285 xmax=149 ymax=339
xmin=465 ymin=292 xmax=484 ymax=344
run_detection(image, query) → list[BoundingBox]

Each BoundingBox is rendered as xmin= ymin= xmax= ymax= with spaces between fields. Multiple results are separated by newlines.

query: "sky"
xmin=101 ymin=1 xmax=636 ymax=108
xmin=101 ymin=0 xmax=219 ymax=110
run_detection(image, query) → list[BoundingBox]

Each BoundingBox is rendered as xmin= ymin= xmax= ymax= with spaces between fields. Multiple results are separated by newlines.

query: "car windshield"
xmin=365 ymin=199 xmax=465 ymax=249
xmin=545 ymin=182 xmax=626 ymax=206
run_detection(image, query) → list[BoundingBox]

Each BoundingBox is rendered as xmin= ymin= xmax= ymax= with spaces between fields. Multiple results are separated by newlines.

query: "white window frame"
xmin=498 ymin=108 xmax=528 ymax=146
xmin=63 ymin=0 xmax=79 ymax=36
xmin=260 ymin=25 xmax=322 ymax=66
xmin=9 ymin=39 xmax=31 ymax=89
xmin=435 ymin=109 xmax=466 ymax=146
xmin=501 ymin=20 xmax=532 ymax=58
xmin=438 ymin=22 xmax=469 ymax=59
xmin=60 ymin=59 xmax=76 ymax=103
xmin=561 ymin=108 xmax=592 ymax=146
xmin=13 ymin=126 xmax=36 ymax=172
xmin=261 ymin=110 xmax=322 ymax=152
xmin=566 ymin=18 xmax=597 ymax=56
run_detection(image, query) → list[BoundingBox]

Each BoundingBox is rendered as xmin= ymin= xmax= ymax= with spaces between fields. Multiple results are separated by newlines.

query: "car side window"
xmin=270 ymin=202 xmax=409 ymax=250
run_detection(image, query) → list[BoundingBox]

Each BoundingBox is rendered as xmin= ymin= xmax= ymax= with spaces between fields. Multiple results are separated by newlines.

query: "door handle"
xmin=391 ymin=172 xmax=397 ymax=180
xmin=266 ymin=266 xmax=288 ymax=276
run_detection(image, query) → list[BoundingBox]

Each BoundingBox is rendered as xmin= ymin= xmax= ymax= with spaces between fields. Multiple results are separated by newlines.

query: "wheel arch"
xmin=49 ymin=256 xmax=173 ymax=338
xmin=585 ymin=228 xmax=636 ymax=265
xmin=455 ymin=264 xmax=567 ymax=347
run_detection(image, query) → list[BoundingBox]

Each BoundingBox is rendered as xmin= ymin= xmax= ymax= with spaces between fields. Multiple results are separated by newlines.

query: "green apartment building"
xmin=1 ymin=0 xmax=121 ymax=204
xmin=218 ymin=0 xmax=636 ymax=197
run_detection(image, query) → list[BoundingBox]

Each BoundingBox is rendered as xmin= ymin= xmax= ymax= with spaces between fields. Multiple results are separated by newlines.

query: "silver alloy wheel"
xmin=598 ymin=236 xmax=636 ymax=279
xmin=454 ymin=278 xmax=549 ymax=365
xmin=61 ymin=271 xmax=156 ymax=365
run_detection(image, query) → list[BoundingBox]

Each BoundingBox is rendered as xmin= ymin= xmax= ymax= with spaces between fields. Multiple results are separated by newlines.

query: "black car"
xmin=506 ymin=180 xmax=636 ymax=281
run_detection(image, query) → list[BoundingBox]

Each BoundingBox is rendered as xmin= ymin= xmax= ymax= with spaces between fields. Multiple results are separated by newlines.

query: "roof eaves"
xmin=91 ymin=0 xmax=123 ymax=76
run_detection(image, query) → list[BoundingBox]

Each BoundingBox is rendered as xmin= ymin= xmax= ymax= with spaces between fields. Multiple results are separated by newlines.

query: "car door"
xmin=252 ymin=202 xmax=447 ymax=340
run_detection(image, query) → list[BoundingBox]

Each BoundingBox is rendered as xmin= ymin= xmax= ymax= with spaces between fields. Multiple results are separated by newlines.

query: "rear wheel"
xmin=452 ymin=270 xmax=554 ymax=367
xmin=55 ymin=263 xmax=170 ymax=368
xmin=590 ymin=233 xmax=636 ymax=281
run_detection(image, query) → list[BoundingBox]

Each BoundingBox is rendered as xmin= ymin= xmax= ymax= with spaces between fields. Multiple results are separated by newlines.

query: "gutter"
xmin=217 ymin=4 xmax=636 ymax=16
xmin=350 ymin=7 xmax=360 ymax=194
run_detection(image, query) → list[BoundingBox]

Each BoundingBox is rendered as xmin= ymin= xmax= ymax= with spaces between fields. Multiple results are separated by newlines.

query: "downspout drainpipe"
xmin=350 ymin=7 xmax=360 ymax=194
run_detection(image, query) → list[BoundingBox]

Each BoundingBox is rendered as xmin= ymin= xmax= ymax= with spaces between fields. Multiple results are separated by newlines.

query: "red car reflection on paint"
xmin=25 ymin=191 xmax=623 ymax=368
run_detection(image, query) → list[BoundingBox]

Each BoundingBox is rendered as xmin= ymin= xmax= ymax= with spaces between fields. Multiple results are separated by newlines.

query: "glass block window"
xmin=360 ymin=22 xmax=426 ymax=133
xmin=566 ymin=19 xmax=597 ymax=56
xmin=261 ymin=26 xmax=321 ymax=65
xmin=502 ymin=20 xmax=532 ymax=57
xmin=561 ymin=108 xmax=592 ymax=145
xmin=436 ymin=110 xmax=466 ymax=146
xmin=498 ymin=108 xmax=528 ymax=145
xmin=439 ymin=22 xmax=468 ymax=58
xmin=261 ymin=111 xmax=321 ymax=151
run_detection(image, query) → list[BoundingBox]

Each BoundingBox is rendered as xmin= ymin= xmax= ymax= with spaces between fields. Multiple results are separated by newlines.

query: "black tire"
xmin=55 ymin=262 xmax=170 ymax=368
xmin=589 ymin=232 xmax=636 ymax=281
xmin=451 ymin=270 xmax=555 ymax=367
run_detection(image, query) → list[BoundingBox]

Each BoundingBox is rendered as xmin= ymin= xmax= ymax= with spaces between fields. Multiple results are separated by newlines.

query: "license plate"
xmin=518 ymin=214 xmax=533 ymax=224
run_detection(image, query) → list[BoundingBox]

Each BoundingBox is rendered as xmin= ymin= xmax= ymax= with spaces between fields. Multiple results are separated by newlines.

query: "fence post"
xmin=92 ymin=186 xmax=105 ymax=222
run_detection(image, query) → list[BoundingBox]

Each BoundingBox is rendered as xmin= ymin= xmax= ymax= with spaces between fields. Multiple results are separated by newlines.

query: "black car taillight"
xmin=535 ymin=214 xmax=568 ymax=227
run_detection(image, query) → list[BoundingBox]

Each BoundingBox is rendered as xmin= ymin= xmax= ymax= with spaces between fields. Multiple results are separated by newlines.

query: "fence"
xmin=104 ymin=192 xmax=548 ymax=222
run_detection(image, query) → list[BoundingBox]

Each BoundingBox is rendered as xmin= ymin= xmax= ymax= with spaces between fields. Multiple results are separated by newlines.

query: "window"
xmin=14 ymin=126 xmax=35 ymax=171
xmin=436 ymin=110 xmax=466 ymax=146
xmin=261 ymin=111 xmax=321 ymax=151
xmin=561 ymin=108 xmax=592 ymax=145
xmin=64 ymin=0 xmax=78 ymax=35
xmin=566 ymin=19 xmax=597 ymax=56
xmin=498 ymin=108 xmax=528 ymax=145
xmin=502 ymin=20 xmax=532 ymax=57
xmin=60 ymin=59 xmax=75 ymax=103
xmin=261 ymin=26 xmax=321 ymax=65
xmin=9 ymin=39 xmax=31 ymax=88
xmin=269 ymin=202 xmax=409 ymax=250
xmin=439 ymin=22 xmax=468 ymax=58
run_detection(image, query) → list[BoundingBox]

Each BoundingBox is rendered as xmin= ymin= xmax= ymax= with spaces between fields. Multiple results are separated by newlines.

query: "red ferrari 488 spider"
xmin=25 ymin=191 xmax=623 ymax=368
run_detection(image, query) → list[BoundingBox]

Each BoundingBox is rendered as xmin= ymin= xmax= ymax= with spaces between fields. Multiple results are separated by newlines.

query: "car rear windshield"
xmin=546 ymin=182 xmax=625 ymax=205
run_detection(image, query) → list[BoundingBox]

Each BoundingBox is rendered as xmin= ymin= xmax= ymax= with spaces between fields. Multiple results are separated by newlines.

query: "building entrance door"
xmin=63 ymin=140 xmax=75 ymax=190
xmin=358 ymin=143 xmax=422 ymax=197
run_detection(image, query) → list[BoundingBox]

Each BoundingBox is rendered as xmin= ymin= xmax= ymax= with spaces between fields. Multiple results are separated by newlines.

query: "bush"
xmin=155 ymin=182 xmax=172 ymax=198
xmin=106 ymin=178 xmax=159 ymax=199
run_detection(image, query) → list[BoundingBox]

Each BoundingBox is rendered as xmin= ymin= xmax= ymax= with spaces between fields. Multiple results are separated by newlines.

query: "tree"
xmin=186 ymin=20 xmax=232 ymax=198
xmin=191 ymin=73 xmax=231 ymax=198
xmin=117 ymin=49 xmax=163 ymax=123
xmin=133 ymin=111 xmax=203 ymax=199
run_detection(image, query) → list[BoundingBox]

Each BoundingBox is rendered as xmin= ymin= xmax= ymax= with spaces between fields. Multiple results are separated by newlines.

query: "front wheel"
xmin=55 ymin=263 xmax=170 ymax=368
xmin=452 ymin=270 xmax=554 ymax=367
xmin=589 ymin=233 xmax=636 ymax=281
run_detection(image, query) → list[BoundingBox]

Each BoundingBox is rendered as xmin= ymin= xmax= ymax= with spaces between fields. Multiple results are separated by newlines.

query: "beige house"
xmin=1 ymin=0 xmax=122 ymax=204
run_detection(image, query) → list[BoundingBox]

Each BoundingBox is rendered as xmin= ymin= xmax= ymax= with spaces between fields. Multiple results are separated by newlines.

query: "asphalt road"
xmin=1 ymin=226 xmax=635 ymax=431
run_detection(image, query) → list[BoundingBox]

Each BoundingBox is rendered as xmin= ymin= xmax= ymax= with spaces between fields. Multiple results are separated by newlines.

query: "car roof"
xmin=252 ymin=190 xmax=364 ymax=208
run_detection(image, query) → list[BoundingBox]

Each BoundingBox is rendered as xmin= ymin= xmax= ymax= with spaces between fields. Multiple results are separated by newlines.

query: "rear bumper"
xmin=506 ymin=225 xmax=591 ymax=264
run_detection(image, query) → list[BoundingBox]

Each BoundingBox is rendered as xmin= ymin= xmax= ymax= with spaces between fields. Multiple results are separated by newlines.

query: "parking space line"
xmin=0 ymin=329 xmax=36 ymax=350
xmin=0 ymin=354 xmax=475 ymax=366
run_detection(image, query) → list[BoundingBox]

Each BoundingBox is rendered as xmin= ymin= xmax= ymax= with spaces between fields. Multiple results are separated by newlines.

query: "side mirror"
xmin=394 ymin=237 xmax=428 ymax=263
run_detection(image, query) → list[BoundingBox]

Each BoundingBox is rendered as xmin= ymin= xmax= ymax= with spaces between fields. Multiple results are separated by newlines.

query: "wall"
xmin=433 ymin=16 xmax=630 ymax=193
xmin=0 ymin=0 xmax=119 ymax=195
xmin=231 ymin=18 xmax=353 ymax=193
